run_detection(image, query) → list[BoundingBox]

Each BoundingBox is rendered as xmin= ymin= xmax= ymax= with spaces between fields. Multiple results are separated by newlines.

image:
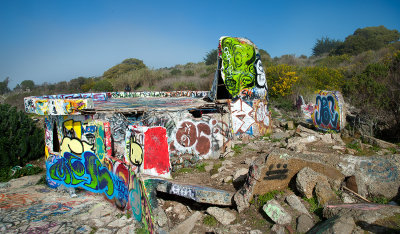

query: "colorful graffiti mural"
xmin=217 ymin=36 xmax=268 ymax=99
xmin=25 ymin=36 xmax=270 ymax=232
xmin=312 ymin=90 xmax=344 ymax=131
xmin=230 ymin=98 xmax=272 ymax=136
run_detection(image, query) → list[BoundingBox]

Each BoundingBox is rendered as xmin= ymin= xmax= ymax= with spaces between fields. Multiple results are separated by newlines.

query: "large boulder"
xmin=337 ymin=155 xmax=400 ymax=199
xmin=296 ymin=167 xmax=330 ymax=199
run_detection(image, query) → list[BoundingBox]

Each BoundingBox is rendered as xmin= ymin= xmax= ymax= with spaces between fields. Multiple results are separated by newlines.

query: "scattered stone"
xmin=332 ymin=145 xmax=345 ymax=150
xmin=315 ymin=180 xmax=338 ymax=206
xmin=206 ymin=207 xmax=236 ymax=225
xmin=271 ymin=132 xmax=289 ymax=141
xmin=296 ymin=214 xmax=314 ymax=233
xmin=362 ymin=135 xmax=398 ymax=149
xmin=233 ymin=168 xmax=248 ymax=181
xmin=296 ymin=167 xmax=329 ymax=199
xmin=223 ymin=151 xmax=235 ymax=158
xmin=107 ymin=216 xmax=130 ymax=228
xmin=308 ymin=215 xmax=355 ymax=234
xmin=247 ymin=142 xmax=259 ymax=151
xmin=249 ymin=230 xmax=263 ymax=234
xmin=341 ymin=192 xmax=357 ymax=203
xmin=223 ymin=175 xmax=233 ymax=183
xmin=205 ymin=164 xmax=214 ymax=172
xmin=271 ymin=224 xmax=285 ymax=234
xmin=242 ymin=134 xmax=250 ymax=144
xmin=319 ymin=133 xmax=335 ymax=144
xmin=263 ymin=199 xmax=292 ymax=225
xmin=169 ymin=211 xmax=202 ymax=234
xmin=173 ymin=203 xmax=188 ymax=220
xmin=218 ymin=166 xmax=226 ymax=173
xmin=211 ymin=173 xmax=219 ymax=179
xmin=323 ymin=203 xmax=400 ymax=224
xmin=285 ymin=194 xmax=311 ymax=217
xmin=286 ymin=121 xmax=294 ymax=130
xmin=154 ymin=206 xmax=168 ymax=227
xmin=116 ymin=224 xmax=136 ymax=234
xmin=222 ymin=160 xmax=233 ymax=167
xmin=95 ymin=228 xmax=113 ymax=234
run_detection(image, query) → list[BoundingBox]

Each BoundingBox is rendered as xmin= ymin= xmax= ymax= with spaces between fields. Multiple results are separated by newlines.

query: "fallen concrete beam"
xmin=155 ymin=179 xmax=234 ymax=206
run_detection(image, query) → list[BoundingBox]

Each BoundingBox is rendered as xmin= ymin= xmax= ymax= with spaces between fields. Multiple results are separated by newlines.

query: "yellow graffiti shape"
xmin=130 ymin=136 xmax=143 ymax=166
xmin=61 ymin=137 xmax=94 ymax=155
xmin=63 ymin=119 xmax=82 ymax=139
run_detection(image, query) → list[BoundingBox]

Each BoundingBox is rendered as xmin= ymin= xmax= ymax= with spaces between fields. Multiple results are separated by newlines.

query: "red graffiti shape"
xmin=144 ymin=127 xmax=170 ymax=174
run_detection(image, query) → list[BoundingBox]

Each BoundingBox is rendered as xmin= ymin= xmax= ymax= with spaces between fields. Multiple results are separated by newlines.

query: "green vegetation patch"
xmin=251 ymin=190 xmax=284 ymax=208
xmin=203 ymin=215 xmax=218 ymax=226
xmin=0 ymin=164 xmax=44 ymax=183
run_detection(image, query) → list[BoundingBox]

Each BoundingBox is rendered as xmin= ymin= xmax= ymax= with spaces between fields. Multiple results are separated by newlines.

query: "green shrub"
xmin=170 ymin=69 xmax=182 ymax=76
xmin=252 ymin=190 xmax=284 ymax=208
xmin=0 ymin=165 xmax=43 ymax=182
xmin=184 ymin=70 xmax=195 ymax=76
xmin=0 ymin=104 xmax=44 ymax=170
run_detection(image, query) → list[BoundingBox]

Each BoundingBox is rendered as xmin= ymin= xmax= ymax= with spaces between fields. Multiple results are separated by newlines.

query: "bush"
xmin=92 ymin=80 xmax=114 ymax=92
xmin=0 ymin=104 xmax=44 ymax=170
xmin=265 ymin=64 xmax=299 ymax=97
xmin=294 ymin=66 xmax=344 ymax=97
xmin=170 ymin=69 xmax=182 ymax=76
xmin=184 ymin=70 xmax=195 ymax=76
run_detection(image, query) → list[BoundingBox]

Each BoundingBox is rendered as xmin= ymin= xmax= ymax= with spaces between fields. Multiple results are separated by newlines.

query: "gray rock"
xmin=296 ymin=214 xmax=314 ymax=233
xmin=296 ymin=167 xmax=329 ymax=199
xmin=287 ymin=121 xmax=294 ymax=130
xmin=154 ymin=206 xmax=168 ymax=227
xmin=271 ymin=132 xmax=289 ymax=140
xmin=341 ymin=192 xmax=357 ymax=204
xmin=205 ymin=164 xmax=214 ymax=172
xmin=233 ymin=168 xmax=248 ymax=181
xmin=249 ymin=230 xmax=263 ymax=234
xmin=169 ymin=211 xmax=202 ymax=234
xmin=263 ymin=199 xmax=292 ymax=225
xmin=206 ymin=207 xmax=236 ymax=225
xmin=315 ymin=180 xmax=338 ymax=206
xmin=271 ymin=224 xmax=285 ymax=234
xmin=107 ymin=216 xmax=130 ymax=228
xmin=323 ymin=203 xmax=400 ymax=224
xmin=95 ymin=228 xmax=113 ymax=234
xmin=285 ymin=194 xmax=311 ymax=217
xmin=116 ymin=224 xmax=136 ymax=234
xmin=223 ymin=175 xmax=233 ymax=183
xmin=308 ymin=215 xmax=355 ymax=234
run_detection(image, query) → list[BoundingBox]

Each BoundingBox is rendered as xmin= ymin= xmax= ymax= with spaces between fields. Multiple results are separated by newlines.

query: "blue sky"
xmin=1 ymin=0 xmax=399 ymax=89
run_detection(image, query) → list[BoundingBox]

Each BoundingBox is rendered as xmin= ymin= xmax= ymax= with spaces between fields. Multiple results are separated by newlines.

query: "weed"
xmin=89 ymin=227 xmax=98 ymax=234
xmin=252 ymin=190 xmax=284 ymax=208
xmin=388 ymin=147 xmax=397 ymax=154
xmin=135 ymin=227 xmax=149 ymax=234
xmin=195 ymin=163 xmax=207 ymax=172
xmin=125 ymin=211 xmax=132 ymax=219
xmin=37 ymin=174 xmax=47 ymax=185
xmin=346 ymin=141 xmax=361 ymax=152
xmin=175 ymin=168 xmax=194 ymax=174
xmin=369 ymin=196 xmax=390 ymax=204
xmin=203 ymin=215 xmax=218 ymax=226
xmin=303 ymin=196 xmax=323 ymax=217
xmin=270 ymin=108 xmax=280 ymax=118
xmin=232 ymin=144 xmax=244 ymax=156
xmin=210 ymin=162 xmax=222 ymax=176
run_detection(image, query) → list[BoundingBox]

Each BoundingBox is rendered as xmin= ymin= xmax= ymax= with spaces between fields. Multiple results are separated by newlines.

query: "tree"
xmin=92 ymin=80 xmax=114 ymax=92
xmin=0 ymin=77 xmax=10 ymax=95
xmin=103 ymin=58 xmax=147 ymax=80
xmin=0 ymin=104 xmax=44 ymax=169
xmin=333 ymin=26 xmax=400 ymax=55
xmin=259 ymin=49 xmax=272 ymax=64
xmin=20 ymin=80 xmax=35 ymax=91
xmin=312 ymin=37 xmax=343 ymax=56
xmin=204 ymin=49 xmax=218 ymax=65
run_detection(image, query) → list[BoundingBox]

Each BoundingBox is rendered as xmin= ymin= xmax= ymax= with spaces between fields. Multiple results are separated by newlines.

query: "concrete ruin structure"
xmin=24 ymin=37 xmax=271 ymax=231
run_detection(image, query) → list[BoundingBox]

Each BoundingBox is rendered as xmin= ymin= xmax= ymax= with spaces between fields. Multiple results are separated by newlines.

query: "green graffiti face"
xmin=220 ymin=37 xmax=256 ymax=96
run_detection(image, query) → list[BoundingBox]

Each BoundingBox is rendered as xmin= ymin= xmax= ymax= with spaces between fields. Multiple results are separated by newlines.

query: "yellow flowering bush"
xmin=294 ymin=66 xmax=344 ymax=97
xmin=265 ymin=64 xmax=299 ymax=97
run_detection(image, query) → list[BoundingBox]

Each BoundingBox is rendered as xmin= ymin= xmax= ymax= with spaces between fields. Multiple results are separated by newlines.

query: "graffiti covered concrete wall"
xmin=211 ymin=36 xmax=268 ymax=100
xmin=311 ymin=90 xmax=345 ymax=132
xmin=25 ymin=36 xmax=270 ymax=231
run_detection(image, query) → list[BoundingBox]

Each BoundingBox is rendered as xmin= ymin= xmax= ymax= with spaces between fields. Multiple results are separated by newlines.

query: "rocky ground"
xmin=1 ymin=108 xmax=400 ymax=233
